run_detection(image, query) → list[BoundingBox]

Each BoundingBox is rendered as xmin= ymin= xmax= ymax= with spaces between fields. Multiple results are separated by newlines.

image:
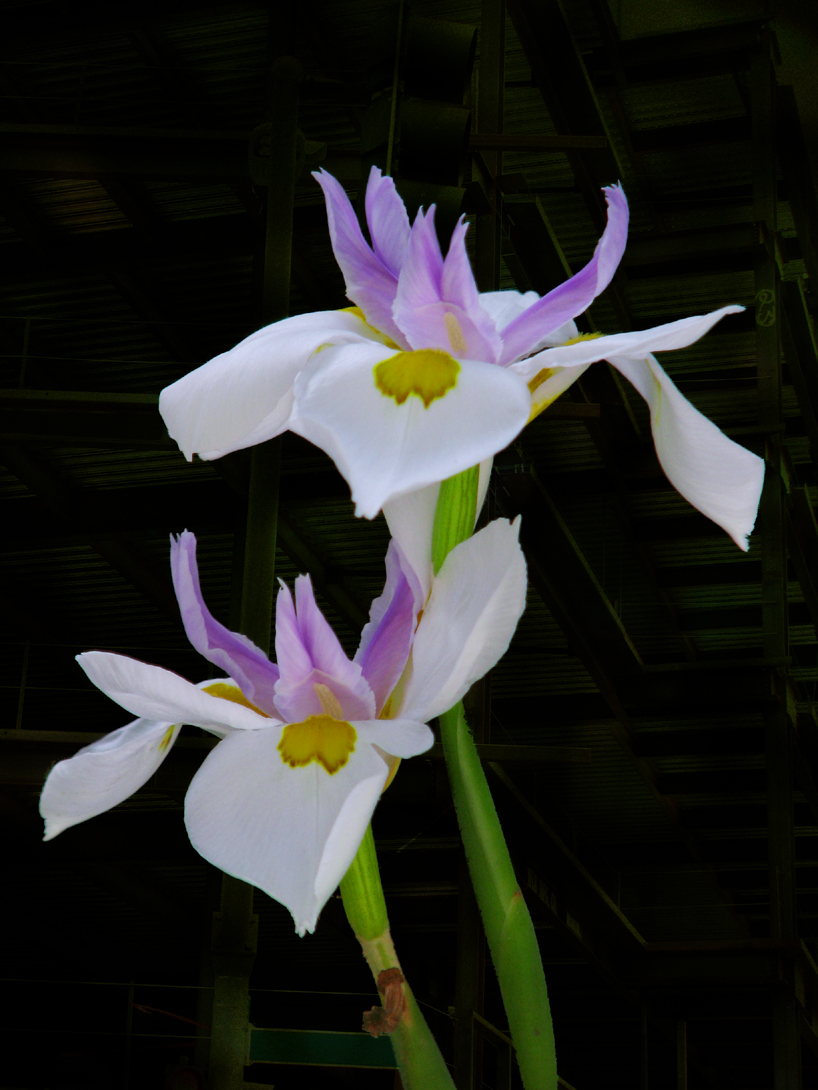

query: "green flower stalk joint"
xmin=341 ymin=825 xmax=457 ymax=1089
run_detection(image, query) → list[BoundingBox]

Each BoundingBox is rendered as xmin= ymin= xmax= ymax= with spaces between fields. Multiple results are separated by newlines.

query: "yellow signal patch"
xmin=374 ymin=349 xmax=460 ymax=409
xmin=278 ymin=715 xmax=357 ymax=775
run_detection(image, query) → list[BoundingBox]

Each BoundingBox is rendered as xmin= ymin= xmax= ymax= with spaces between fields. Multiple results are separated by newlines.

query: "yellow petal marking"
xmin=342 ymin=306 xmax=400 ymax=350
xmin=374 ymin=349 xmax=460 ymax=409
xmin=278 ymin=715 xmax=357 ymax=774
xmin=203 ymin=682 xmax=268 ymax=717
xmin=525 ymin=333 xmax=604 ymax=423
xmin=158 ymin=725 xmax=177 ymax=753
xmin=527 ymin=367 xmax=556 ymax=395
xmin=444 ymin=312 xmax=468 ymax=354
xmin=562 ymin=332 xmax=603 ymax=346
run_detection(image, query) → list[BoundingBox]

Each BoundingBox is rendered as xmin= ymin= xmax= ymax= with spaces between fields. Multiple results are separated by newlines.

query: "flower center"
xmin=374 ymin=349 xmax=460 ymax=409
xmin=278 ymin=715 xmax=357 ymax=774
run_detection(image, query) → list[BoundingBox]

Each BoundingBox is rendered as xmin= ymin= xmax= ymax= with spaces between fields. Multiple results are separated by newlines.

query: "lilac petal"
xmin=273 ymin=579 xmax=314 ymax=683
xmin=498 ymin=184 xmax=629 ymax=365
xmin=273 ymin=667 xmax=376 ymax=724
xmin=273 ymin=575 xmax=376 ymax=720
xmin=393 ymin=212 xmax=503 ymax=363
xmin=354 ymin=540 xmax=424 ymax=714
xmin=171 ymin=532 xmax=280 ymax=715
xmin=365 ymin=167 xmax=411 ymax=277
xmin=313 ymin=169 xmax=406 ymax=346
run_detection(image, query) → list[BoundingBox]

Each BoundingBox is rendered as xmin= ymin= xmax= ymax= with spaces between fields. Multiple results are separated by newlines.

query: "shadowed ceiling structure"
xmin=3 ymin=0 xmax=818 ymax=1087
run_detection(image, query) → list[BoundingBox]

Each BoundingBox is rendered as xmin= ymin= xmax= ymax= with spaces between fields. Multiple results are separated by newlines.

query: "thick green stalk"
xmin=434 ymin=467 xmax=557 ymax=1090
xmin=439 ymin=703 xmax=556 ymax=1090
xmin=340 ymin=825 xmax=456 ymax=1090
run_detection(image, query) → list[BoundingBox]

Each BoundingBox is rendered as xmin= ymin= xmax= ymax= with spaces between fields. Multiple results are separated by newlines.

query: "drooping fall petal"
xmin=159 ymin=310 xmax=377 ymax=461
xmin=40 ymin=716 xmax=181 ymax=840
xmin=76 ymin=652 xmax=274 ymax=733
xmin=289 ymin=339 xmax=530 ymax=519
xmin=610 ymin=353 xmax=764 ymax=550
xmin=508 ymin=305 xmax=746 ymax=384
xmin=184 ymin=716 xmax=432 ymax=935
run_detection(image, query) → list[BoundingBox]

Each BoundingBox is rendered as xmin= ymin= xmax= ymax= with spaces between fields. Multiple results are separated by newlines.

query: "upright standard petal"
xmin=171 ymin=531 xmax=280 ymax=715
xmin=184 ymin=724 xmax=390 ymax=935
xmin=611 ymin=353 xmax=765 ymax=550
xmin=290 ymin=340 xmax=530 ymax=519
xmin=159 ymin=310 xmax=375 ymax=461
xmin=364 ymin=167 xmax=411 ymax=277
xmin=354 ymin=540 xmax=423 ymax=713
xmin=273 ymin=576 xmax=376 ymax=722
xmin=77 ymin=652 xmax=275 ymax=732
xmin=40 ymin=716 xmax=181 ymax=840
xmin=498 ymin=185 xmax=629 ymax=364
xmin=313 ymin=169 xmax=407 ymax=346
xmin=399 ymin=518 xmax=528 ymax=722
xmin=392 ymin=211 xmax=503 ymax=363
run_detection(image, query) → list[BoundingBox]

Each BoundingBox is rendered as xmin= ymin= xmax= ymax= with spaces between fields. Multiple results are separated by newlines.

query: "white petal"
xmin=39 ymin=717 xmax=180 ymax=840
xmin=159 ymin=310 xmax=377 ymax=461
xmin=184 ymin=726 xmax=389 ymax=935
xmin=509 ymin=306 xmax=744 ymax=380
xmin=383 ymin=457 xmax=494 ymax=603
xmin=356 ymin=718 xmax=435 ymax=757
xmin=399 ymin=518 xmax=527 ymax=721
xmin=478 ymin=289 xmax=540 ymax=329
xmin=611 ymin=354 xmax=765 ymax=550
xmin=77 ymin=652 xmax=277 ymax=732
xmin=291 ymin=341 xmax=530 ymax=519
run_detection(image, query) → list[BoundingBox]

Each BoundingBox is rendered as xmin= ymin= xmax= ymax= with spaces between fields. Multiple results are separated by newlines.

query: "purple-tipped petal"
xmin=393 ymin=212 xmax=503 ymax=363
xmin=273 ymin=575 xmax=376 ymax=722
xmin=365 ymin=167 xmax=411 ymax=277
xmin=498 ymin=184 xmax=629 ymax=365
xmin=171 ymin=532 xmax=280 ymax=715
xmin=354 ymin=540 xmax=424 ymax=714
xmin=313 ymin=169 xmax=406 ymax=346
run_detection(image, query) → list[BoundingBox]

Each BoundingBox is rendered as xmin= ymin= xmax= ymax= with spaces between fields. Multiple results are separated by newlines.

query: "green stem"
xmin=433 ymin=466 xmax=558 ymax=1090
xmin=439 ymin=704 xmax=557 ymax=1090
xmin=340 ymin=825 xmax=456 ymax=1090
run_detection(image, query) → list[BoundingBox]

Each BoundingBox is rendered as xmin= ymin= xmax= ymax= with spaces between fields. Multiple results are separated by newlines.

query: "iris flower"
xmin=159 ymin=167 xmax=763 ymax=548
xmin=40 ymin=523 xmax=526 ymax=935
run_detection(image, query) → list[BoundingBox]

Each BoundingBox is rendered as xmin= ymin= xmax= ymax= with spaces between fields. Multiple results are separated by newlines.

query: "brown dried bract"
xmin=362 ymin=968 xmax=406 ymax=1037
